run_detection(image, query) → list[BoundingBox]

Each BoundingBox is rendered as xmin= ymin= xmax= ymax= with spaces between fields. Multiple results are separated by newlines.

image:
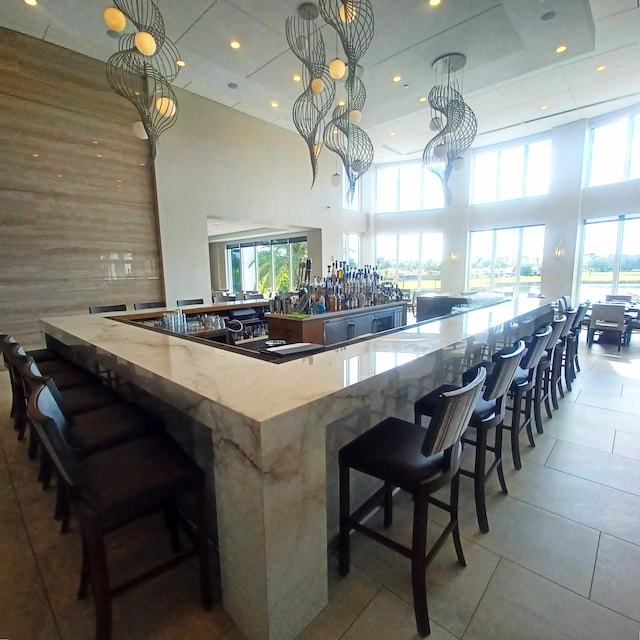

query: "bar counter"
xmin=39 ymin=296 xmax=551 ymax=640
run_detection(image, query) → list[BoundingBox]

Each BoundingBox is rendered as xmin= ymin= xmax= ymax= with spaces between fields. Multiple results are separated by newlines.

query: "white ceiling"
xmin=2 ymin=0 xmax=640 ymax=239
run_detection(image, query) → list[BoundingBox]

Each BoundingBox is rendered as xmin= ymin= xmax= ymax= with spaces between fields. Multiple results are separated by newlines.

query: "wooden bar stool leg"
xmin=510 ymin=389 xmax=523 ymax=470
xmin=524 ymin=389 xmax=535 ymax=448
xmin=194 ymin=488 xmax=212 ymax=609
xmin=473 ymin=429 xmax=490 ymax=533
xmin=494 ymin=425 xmax=508 ymax=495
xmin=83 ymin=520 xmax=113 ymax=640
xmin=411 ymin=490 xmax=430 ymax=638
xmin=450 ymin=473 xmax=465 ymax=566
xmin=339 ymin=463 xmax=351 ymax=577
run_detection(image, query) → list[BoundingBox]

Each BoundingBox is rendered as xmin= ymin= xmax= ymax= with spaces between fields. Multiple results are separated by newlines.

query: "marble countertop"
xmin=40 ymin=296 xmax=547 ymax=425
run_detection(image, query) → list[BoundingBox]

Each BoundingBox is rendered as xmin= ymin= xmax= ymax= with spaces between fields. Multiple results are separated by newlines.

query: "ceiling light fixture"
xmin=24 ymin=0 xmax=38 ymax=6
xmin=555 ymin=45 xmax=567 ymax=53
xmin=392 ymin=75 xmax=402 ymax=82
xmin=423 ymin=52 xmax=477 ymax=205
xmin=419 ymin=96 xmax=427 ymax=103
xmin=292 ymin=73 xmax=302 ymax=82
xmin=230 ymin=40 xmax=241 ymax=49
xmin=429 ymin=0 xmax=441 ymax=6
xmin=103 ymin=0 xmax=182 ymax=158
xmin=540 ymin=104 xmax=549 ymax=110
xmin=271 ymin=101 xmax=279 ymax=108
xmin=596 ymin=65 xmax=606 ymax=72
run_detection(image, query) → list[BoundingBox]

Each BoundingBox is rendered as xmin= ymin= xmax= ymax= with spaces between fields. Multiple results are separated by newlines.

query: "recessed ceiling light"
xmin=429 ymin=0 xmax=441 ymax=6
xmin=270 ymin=101 xmax=279 ymax=108
xmin=176 ymin=59 xmax=186 ymax=68
xmin=540 ymin=104 xmax=549 ymax=110
xmin=338 ymin=99 xmax=346 ymax=106
xmin=24 ymin=0 xmax=37 ymax=6
xmin=419 ymin=96 xmax=427 ymax=103
xmin=292 ymin=73 xmax=301 ymax=82
xmin=555 ymin=45 xmax=567 ymax=54
xmin=214 ymin=221 xmax=220 ymax=225
xmin=596 ymin=64 xmax=606 ymax=72
xmin=230 ymin=40 xmax=241 ymax=49
xmin=392 ymin=75 xmax=402 ymax=82
xmin=389 ymin=131 xmax=396 ymax=136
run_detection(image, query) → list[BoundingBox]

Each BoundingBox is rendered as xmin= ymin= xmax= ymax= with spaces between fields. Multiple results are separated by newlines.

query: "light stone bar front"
xmin=40 ymin=297 xmax=550 ymax=640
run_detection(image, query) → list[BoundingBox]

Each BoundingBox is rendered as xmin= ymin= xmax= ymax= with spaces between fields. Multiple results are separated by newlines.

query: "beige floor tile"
xmin=547 ymin=439 xmax=640 ymax=496
xmin=297 ymin=564 xmax=380 ymax=640
xmin=538 ymin=416 xmax=615 ymax=453
xmin=464 ymin=559 xmax=640 ymax=640
xmin=576 ymin=393 xmax=640 ymax=415
xmin=349 ymin=502 xmax=500 ymax=638
xmin=614 ymin=431 xmax=640 ymax=462
xmin=455 ymin=489 xmax=598 ymax=597
xmin=551 ymin=400 xmax=640 ymax=436
xmin=341 ymin=588 xmax=458 ymax=640
xmin=591 ymin=534 xmax=640 ymax=623
xmin=505 ymin=461 xmax=640 ymax=547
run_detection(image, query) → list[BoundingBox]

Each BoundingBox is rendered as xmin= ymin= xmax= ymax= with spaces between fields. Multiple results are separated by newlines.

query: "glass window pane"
xmin=256 ymin=244 xmax=273 ymax=296
xmin=376 ymin=167 xmax=399 ymax=212
xmin=467 ymin=230 xmax=494 ymax=291
xmin=398 ymin=164 xmax=422 ymax=212
xmin=471 ymin=151 xmax=498 ymax=204
xmin=525 ymin=140 xmax=551 ymax=197
xmin=579 ymin=220 xmax=618 ymax=301
xmin=343 ymin=233 xmax=360 ymax=267
xmin=520 ymin=225 xmax=545 ymax=295
xmin=376 ymin=235 xmax=397 ymax=282
xmin=630 ymin=115 xmax=640 ymax=181
xmin=420 ymin=232 xmax=443 ymax=291
xmin=494 ymin=228 xmax=520 ymax=295
xmin=229 ymin=247 xmax=241 ymax=293
xmin=498 ymin=146 xmax=524 ymax=201
xmin=397 ymin=234 xmax=420 ymax=290
xmin=588 ymin=119 xmax=629 ymax=187
xmin=423 ymin=168 xmax=445 ymax=209
xmin=619 ymin=217 xmax=640 ymax=298
xmin=241 ymin=246 xmax=257 ymax=291
xmin=273 ymin=243 xmax=290 ymax=293
xmin=290 ymin=240 xmax=308 ymax=289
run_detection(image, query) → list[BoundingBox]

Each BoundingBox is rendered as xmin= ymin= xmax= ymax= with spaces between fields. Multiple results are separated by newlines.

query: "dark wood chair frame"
xmin=339 ymin=369 xmax=486 ymax=637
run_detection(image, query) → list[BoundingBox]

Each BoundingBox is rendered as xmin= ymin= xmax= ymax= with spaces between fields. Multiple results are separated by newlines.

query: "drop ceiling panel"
xmin=413 ymin=5 xmax=524 ymax=72
xmin=590 ymin=0 xmax=638 ymax=21
xmin=570 ymin=69 xmax=640 ymax=107
xmin=561 ymin=44 xmax=640 ymax=91
xmin=177 ymin=0 xmax=289 ymax=79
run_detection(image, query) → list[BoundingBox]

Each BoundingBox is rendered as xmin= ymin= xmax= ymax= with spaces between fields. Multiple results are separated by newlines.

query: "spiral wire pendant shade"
xmin=104 ymin=0 xmax=181 ymax=158
xmin=286 ymin=10 xmax=336 ymax=186
xmin=423 ymin=53 xmax=477 ymax=205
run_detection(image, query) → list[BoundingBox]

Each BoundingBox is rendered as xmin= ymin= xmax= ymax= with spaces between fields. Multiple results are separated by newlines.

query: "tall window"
xmin=586 ymin=112 xmax=640 ymax=187
xmin=375 ymin=162 xmax=445 ymax=213
xmin=343 ymin=232 xmax=361 ymax=267
xmin=467 ymin=225 xmax=545 ymax=296
xmin=375 ymin=232 xmax=443 ymax=291
xmin=225 ymin=236 xmax=307 ymax=295
xmin=471 ymin=139 xmax=551 ymax=205
xmin=578 ymin=216 xmax=640 ymax=301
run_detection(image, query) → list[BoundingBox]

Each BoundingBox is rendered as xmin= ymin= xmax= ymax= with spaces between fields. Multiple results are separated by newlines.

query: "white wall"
xmin=155 ymin=88 xmax=640 ymax=306
xmin=154 ymin=88 xmax=368 ymax=302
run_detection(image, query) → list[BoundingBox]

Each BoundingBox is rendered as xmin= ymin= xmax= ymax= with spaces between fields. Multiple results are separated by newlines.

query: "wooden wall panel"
xmin=0 ymin=27 xmax=163 ymax=348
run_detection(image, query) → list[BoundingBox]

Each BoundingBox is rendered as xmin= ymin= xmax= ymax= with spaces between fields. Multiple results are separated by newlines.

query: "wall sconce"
xmin=554 ymin=238 xmax=564 ymax=259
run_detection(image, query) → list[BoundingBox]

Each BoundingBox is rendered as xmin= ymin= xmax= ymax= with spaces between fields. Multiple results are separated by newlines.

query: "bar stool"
xmin=133 ymin=300 xmax=166 ymax=310
xmin=7 ymin=345 xmax=120 ymax=454
xmin=414 ymin=340 xmax=525 ymax=533
xmin=533 ymin=315 xmax=566 ymax=433
xmin=176 ymin=298 xmax=204 ymax=306
xmin=27 ymin=383 xmax=212 ymax=640
xmin=564 ymin=303 xmax=588 ymax=386
xmin=504 ymin=324 xmax=552 ymax=469
xmin=552 ymin=308 xmax=576 ymax=407
xmin=88 ymin=304 xmax=127 ymax=314
xmin=339 ymin=369 xmax=486 ymax=637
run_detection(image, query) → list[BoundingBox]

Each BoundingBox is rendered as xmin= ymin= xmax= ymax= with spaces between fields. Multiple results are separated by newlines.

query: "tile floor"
xmin=2 ymin=337 xmax=640 ymax=640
